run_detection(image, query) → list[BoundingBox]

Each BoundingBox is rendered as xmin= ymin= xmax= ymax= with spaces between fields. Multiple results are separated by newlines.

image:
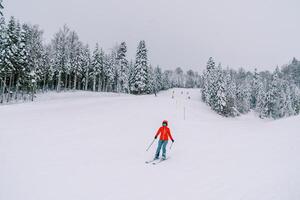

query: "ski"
xmin=152 ymin=157 xmax=169 ymax=165
xmin=145 ymin=159 xmax=159 ymax=164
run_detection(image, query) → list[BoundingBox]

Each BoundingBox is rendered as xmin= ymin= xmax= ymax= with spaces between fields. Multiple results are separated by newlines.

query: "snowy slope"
xmin=1 ymin=88 xmax=300 ymax=200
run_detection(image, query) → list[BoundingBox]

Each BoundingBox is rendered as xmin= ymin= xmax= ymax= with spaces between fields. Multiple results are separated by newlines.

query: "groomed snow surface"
xmin=1 ymin=88 xmax=299 ymax=200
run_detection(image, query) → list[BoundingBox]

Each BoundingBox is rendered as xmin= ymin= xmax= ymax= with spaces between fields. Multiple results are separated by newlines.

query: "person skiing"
xmin=154 ymin=120 xmax=174 ymax=160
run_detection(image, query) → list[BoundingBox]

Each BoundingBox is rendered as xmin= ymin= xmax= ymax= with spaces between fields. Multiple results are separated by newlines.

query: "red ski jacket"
xmin=155 ymin=126 xmax=174 ymax=141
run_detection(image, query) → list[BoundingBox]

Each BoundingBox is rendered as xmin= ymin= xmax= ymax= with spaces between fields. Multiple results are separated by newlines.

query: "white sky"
xmin=3 ymin=0 xmax=300 ymax=71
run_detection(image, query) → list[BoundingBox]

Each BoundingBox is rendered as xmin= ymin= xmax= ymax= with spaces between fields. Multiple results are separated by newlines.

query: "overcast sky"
xmin=3 ymin=0 xmax=300 ymax=71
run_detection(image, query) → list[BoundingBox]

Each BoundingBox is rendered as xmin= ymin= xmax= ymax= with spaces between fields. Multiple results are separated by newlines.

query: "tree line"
xmin=0 ymin=1 xmax=200 ymax=104
xmin=1 ymin=1 xmax=299 ymax=120
xmin=201 ymin=57 xmax=300 ymax=119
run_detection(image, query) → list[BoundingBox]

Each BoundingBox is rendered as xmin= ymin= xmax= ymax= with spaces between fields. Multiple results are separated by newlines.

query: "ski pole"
xmin=146 ymin=139 xmax=156 ymax=151
xmin=170 ymin=141 xmax=174 ymax=150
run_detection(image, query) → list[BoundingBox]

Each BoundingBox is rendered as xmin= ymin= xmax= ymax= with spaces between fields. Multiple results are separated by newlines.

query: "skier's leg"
xmin=162 ymin=140 xmax=168 ymax=159
xmin=155 ymin=140 xmax=163 ymax=159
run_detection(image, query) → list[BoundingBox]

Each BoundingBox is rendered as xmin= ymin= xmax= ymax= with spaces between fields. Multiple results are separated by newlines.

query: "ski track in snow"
xmin=1 ymin=88 xmax=300 ymax=200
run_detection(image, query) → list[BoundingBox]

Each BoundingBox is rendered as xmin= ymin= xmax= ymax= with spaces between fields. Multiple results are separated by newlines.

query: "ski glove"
xmin=172 ymin=139 xmax=174 ymax=143
xmin=155 ymin=136 xmax=157 ymax=139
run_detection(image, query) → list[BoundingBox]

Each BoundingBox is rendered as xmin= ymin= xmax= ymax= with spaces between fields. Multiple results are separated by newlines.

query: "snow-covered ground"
xmin=1 ymin=88 xmax=299 ymax=200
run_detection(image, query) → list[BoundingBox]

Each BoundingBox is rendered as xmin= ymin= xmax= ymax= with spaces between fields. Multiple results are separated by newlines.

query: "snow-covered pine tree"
xmin=206 ymin=57 xmax=215 ymax=72
xmin=235 ymin=75 xmax=251 ymax=114
xmin=97 ymin=48 xmax=105 ymax=92
xmin=201 ymin=71 xmax=208 ymax=102
xmin=224 ymin=68 xmax=238 ymax=116
xmin=250 ymin=68 xmax=259 ymax=109
xmin=207 ymin=63 xmax=220 ymax=108
xmin=256 ymin=79 xmax=268 ymax=118
xmin=128 ymin=60 xmax=135 ymax=92
xmin=162 ymin=70 xmax=172 ymax=90
xmin=73 ymin=41 xmax=85 ymax=90
xmin=208 ymin=64 xmax=228 ymax=115
xmin=15 ymin=21 xmax=31 ymax=100
xmin=3 ymin=17 xmax=18 ymax=101
xmin=112 ymin=49 xmax=120 ymax=92
xmin=67 ymin=30 xmax=81 ymax=90
xmin=103 ymin=52 xmax=115 ymax=92
xmin=290 ymin=57 xmax=300 ymax=87
xmin=153 ymin=66 xmax=163 ymax=93
xmin=268 ymin=68 xmax=284 ymax=119
xmin=39 ymin=45 xmax=53 ymax=92
xmin=292 ymin=86 xmax=300 ymax=115
xmin=0 ymin=10 xmax=6 ymax=102
xmin=79 ymin=44 xmax=91 ymax=91
xmin=281 ymin=81 xmax=295 ymax=117
xmin=91 ymin=43 xmax=102 ymax=92
xmin=107 ymin=46 xmax=120 ymax=92
xmin=51 ymin=25 xmax=70 ymax=92
xmin=147 ymin=65 xmax=155 ymax=94
xmin=3 ymin=17 xmax=28 ymax=101
xmin=22 ymin=24 xmax=44 ymax=99
xmin=201 ymin=57 xmax=216 ymax=103
xmin=116 ymin=42 xmax=129 ymax=93
xmin=131 ymin=40 xmax=149 ymax=94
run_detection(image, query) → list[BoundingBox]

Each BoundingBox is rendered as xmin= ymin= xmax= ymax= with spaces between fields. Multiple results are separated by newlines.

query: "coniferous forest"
xmin=201 ymin=57 xmax=300 ymax=119
xmin=0 ymin=1 xmax=200 ymax=103
xmin=0 ymin=0 xmax=299 ymax=120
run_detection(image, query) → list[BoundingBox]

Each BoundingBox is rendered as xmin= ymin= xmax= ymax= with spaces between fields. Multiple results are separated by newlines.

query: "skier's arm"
xmin=155 ymin=128 xmax=161 ymax=139
xmin=168 ymin=129 xmax=174 ymax=142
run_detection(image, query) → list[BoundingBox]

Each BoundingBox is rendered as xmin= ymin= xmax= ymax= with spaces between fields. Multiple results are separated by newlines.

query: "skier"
xmin=154 ymin=120 xmax=174 ymax=160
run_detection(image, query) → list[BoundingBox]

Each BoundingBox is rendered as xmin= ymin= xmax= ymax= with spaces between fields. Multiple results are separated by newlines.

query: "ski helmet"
xmin=162 ymin=120 xmax=168 ymax=126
